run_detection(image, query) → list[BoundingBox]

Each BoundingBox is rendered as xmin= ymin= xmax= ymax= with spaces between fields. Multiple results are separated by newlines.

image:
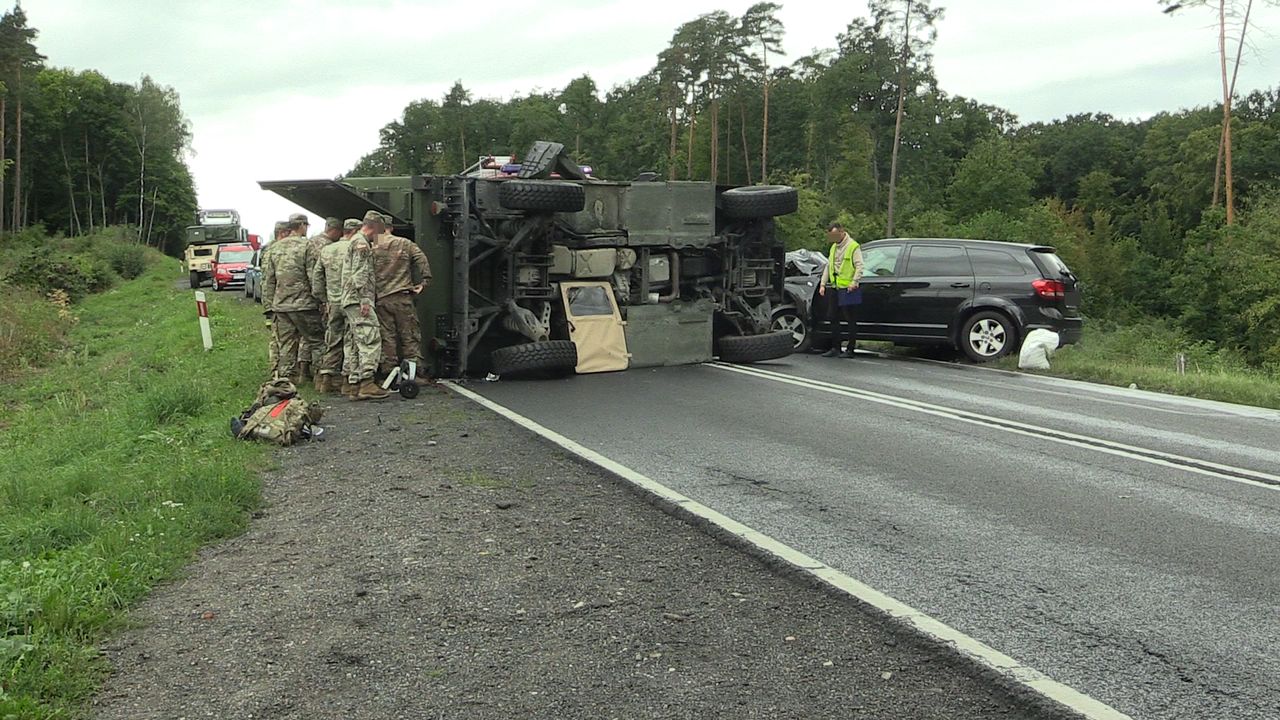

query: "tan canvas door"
xmin=560 ymin=281 xmax=630 ymax=373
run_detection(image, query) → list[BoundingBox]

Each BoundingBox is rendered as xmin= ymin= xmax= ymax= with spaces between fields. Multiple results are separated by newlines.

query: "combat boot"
xmin=298 ymin=361 xmax=313 ymax=382
xmin=313 ymin=374 xmax=328 ymax=394
xmin=340 ymin=380 xmax=358 ymax=399
xmin=355 ymin=379 xmax=390 ymax=401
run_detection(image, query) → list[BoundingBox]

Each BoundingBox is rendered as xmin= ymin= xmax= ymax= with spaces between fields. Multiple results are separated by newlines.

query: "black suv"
xmin=810 ymin=238 xmax=1083 ymax=362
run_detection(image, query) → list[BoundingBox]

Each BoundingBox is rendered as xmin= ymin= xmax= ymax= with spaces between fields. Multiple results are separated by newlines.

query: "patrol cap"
xmin=381 ymin=213 xmax=395 ymax=226
xmin=362 ymin=210 xmax=386 ymax=225
xmin=287 ymin=212 xmax=309 ymax=225
xmin=343 ymin=218 xmax=361 ymax=230
xmin=273 ymin=221 xmax=286 ymax=232
xmin=324 ymin=217 xmax=342 ymax=231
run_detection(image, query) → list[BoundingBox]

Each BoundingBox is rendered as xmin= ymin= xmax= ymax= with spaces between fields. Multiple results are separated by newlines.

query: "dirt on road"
xmin=93 ymin=383 xmax=1053 ymax=719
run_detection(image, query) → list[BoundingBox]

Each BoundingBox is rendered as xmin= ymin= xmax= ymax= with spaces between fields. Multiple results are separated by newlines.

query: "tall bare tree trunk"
xmin=740 ymin=101 xmax=753 ymax=185
xmin=1212 ymin=0 xmax=1252 ymax=208
xmin=886 ymin=2 xmax=912 ymax=237
xmin=1 ymin=95 xmax=6 ymax=234
xmin=1219 ymin=0 xmax=1235 ymax=225
xmin=709 ymin=98 xmax=720 ymax=183
xmin=726 ymin=99 xmax=732 ymax=185
xmin=668 ymin=104 xmax=679 ymax=181
xmin=145 ymin=186 xmax=159 ymax=248
xmin=60 ymin=138 xmax=82 ymax=235
xmin=98 ymin=164 xmax=109 ymax=229
xmin=805 ymin=119 xmax=814 ymax=176
xmin=686 ymin=98 xmax=696 ymax=180
xmin=761 ymin=45 xmax=771 ymax=182
xmin=12 ymin=67 xmax=23 ymax=231
xmin=84 ymin=129 xmax=95 ymax=233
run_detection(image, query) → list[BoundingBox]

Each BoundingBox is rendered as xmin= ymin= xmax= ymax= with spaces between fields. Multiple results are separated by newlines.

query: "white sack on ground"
xmin=1018 ymin=329 xmax=1060 ymax=370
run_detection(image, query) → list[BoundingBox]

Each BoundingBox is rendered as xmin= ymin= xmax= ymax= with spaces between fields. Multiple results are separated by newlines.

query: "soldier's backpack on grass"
xmin=232 ymin=379 xmax=324 ymax=446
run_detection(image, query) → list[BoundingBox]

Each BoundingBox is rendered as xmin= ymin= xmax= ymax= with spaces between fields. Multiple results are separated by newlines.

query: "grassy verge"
xmin=990 ymin=322 xmax=1280 ymax=410
xmin=0 ymin=252 xmax=271 ymax=718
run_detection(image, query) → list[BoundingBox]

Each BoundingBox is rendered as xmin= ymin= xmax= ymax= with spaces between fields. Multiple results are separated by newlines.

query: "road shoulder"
xmin=94 ymin=387 xmax=1049 ymax=719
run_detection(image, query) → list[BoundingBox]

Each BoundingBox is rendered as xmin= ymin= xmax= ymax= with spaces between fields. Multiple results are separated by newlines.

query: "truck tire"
xmin=498 ymin=180 xmax=586 ymax=213
xmin=189 ymin=271 xmax=200 ymax=289
xmin=490 ymin=340 xmax=578 ymax=377
xmin=716 ymin=330 xmax=795 ymax=363
xmin=721 ymin=185 xmax=799 ymax=219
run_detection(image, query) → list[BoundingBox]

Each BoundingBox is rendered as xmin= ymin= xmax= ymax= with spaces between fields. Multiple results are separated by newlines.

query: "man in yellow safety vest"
xmin=817 ymin=222 xmax=865 ymax=358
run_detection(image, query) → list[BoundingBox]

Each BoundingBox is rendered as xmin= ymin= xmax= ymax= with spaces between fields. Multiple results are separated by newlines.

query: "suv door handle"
xmin=950 ymin=282 xmax=971 ymax=288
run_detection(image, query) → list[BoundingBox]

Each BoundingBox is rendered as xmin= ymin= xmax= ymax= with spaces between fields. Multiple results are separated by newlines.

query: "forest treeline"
xmin=351 ymin=1 xmax=1280 ymax=369
xmin=0 ymin=4 xmax=196 ymax=255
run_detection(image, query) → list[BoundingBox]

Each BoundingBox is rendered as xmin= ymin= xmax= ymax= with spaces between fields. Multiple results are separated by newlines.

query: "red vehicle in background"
xmin=210 ymin=243 xmax=254 ymax=291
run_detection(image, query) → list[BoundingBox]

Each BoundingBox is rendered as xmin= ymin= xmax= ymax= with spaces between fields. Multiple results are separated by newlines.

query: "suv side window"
xmin=861 ymin=245 xmax=903 ymax=278
xmin=904 ymin=245 xmax=971 ymax=277
xmin=968 ymin=248 xmax=1026 ymax=277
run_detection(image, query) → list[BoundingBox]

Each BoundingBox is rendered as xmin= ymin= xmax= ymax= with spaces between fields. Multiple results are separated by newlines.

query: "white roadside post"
xmin=195 ymin=291 xmax=213 ymax=351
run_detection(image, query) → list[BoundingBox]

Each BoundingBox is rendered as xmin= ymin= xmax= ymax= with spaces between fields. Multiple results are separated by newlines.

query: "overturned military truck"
xmin=260 ymin=142 xmax=799 ymax=380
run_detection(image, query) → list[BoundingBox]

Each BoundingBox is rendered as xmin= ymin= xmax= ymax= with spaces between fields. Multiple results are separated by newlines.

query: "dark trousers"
xmin=826 ymin=289 xmax=859 ymax=348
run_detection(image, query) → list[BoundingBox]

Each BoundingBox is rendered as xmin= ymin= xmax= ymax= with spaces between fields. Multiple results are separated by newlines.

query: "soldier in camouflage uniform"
xmin=262 ymin=213 xmax=324 ymax=383
xmin=302 ymin=217 xmax=344 ymax=389
xmin=341 ymin=211 xmax=389 ymax=400
xmin=264 ymin=220 xmax=288 ymax=377
xmin=311 ymin=218 xmax=361 ymax=396
xmin=372 ymin=212 xmax=432 ymax=382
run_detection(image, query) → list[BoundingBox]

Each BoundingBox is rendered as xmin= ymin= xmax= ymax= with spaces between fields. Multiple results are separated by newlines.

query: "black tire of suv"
xmin=498 ymin=180 xmax=586 ymax=213
xmin=490 ymin=340 xmax=579 ymax=377
xmin=716 ymin=330 xmax=795 ymax=363
xmin=721 ymin=185 xmax=799 ymax=219
xmin=189 ymin=271 xmax=199 ymax=289
xmin=960 ymin=311 xmax=1017 ymax=363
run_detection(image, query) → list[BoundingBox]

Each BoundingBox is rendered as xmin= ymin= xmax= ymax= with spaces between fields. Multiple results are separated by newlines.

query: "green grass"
xmin=990 ymin=321 xmax=1280 ymax=410
xmin=0 ymin=251 xmax=272 ymax=718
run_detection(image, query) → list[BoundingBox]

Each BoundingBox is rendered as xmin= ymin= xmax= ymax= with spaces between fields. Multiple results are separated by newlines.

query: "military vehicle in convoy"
xmin=184 ymin=208 xmax=249 ymax=288
xmin=259 ymin=142 xmax=798 ymax=379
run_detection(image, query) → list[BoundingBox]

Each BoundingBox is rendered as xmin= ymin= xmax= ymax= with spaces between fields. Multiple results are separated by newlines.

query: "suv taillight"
xmin=1033 ymin=278 xmax=1065 ymax=299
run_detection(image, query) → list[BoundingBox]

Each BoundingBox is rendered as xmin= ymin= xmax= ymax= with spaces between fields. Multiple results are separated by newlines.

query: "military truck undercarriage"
xmin=261 ymin=142 xmax=799 ymax=379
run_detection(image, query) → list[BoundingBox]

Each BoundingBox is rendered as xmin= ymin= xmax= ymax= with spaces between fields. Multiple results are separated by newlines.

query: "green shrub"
xmin=3 ymin=250 xmax=117 ymax=300
xmin=103 ymin=243 xmax=147 ymax=279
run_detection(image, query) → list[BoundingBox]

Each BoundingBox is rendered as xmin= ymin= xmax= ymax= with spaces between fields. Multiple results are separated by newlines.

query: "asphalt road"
xmin=470 ymin=353 xmax=1280 ymax=720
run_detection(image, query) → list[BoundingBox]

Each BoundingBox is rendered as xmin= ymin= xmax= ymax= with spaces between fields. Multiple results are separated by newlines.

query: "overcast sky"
xmin=22 ymin=0 xmax=1280 ymax=239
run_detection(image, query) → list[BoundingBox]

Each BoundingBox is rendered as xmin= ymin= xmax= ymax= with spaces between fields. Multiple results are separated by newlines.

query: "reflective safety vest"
xmin=827 ymin=239 xmax=861 ymax=289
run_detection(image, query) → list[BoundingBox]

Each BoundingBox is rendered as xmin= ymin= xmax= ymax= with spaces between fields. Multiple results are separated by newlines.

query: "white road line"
xmin=446 ymin=380 xmax=1134 ymax=720
xmin=712 ymin=362 xmax=1280 ymax=492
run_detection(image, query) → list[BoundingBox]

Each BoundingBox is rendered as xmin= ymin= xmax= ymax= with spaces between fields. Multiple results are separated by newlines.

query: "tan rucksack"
xmin=234 ymin=380 xmax=324 ymax=446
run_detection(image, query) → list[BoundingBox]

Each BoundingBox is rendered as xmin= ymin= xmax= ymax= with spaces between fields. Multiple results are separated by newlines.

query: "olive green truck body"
xmin=260 ymin=142 xmax=798 ymax=379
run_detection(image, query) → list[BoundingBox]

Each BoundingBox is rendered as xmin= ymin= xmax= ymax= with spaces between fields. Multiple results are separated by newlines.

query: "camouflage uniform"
xmin=372 ymin=222 xmax=432 ymax=375
xmin=300 ymin=221 xmax=340 ymax=372
xmin=340 ymin=225 xmax=381 ymax=386
xmin=262 ymin=222 xmax=287 ymax=376
xmin=311 ymin=223 xmax=357 ymax=379
xmin=262 ymin=230 xmax=324 ymax=381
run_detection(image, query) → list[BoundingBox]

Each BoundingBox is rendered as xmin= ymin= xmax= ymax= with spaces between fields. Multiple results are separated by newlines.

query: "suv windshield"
xmin=218 ymin=250 xmax=253 ymax=263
